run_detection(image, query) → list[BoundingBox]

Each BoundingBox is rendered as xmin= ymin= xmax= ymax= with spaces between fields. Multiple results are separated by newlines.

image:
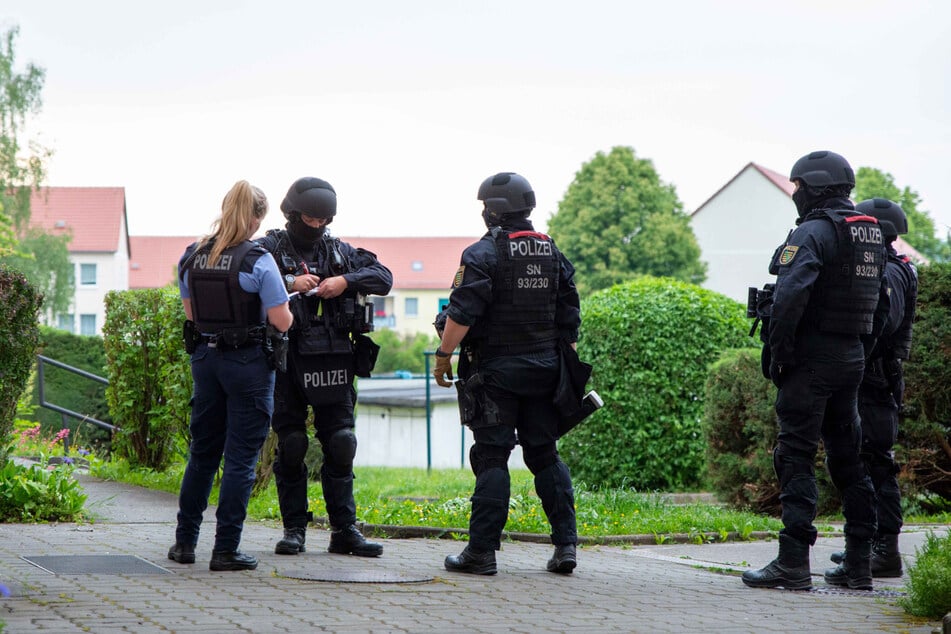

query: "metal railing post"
xmin=424 ymin=351 xmax=432 ymax=473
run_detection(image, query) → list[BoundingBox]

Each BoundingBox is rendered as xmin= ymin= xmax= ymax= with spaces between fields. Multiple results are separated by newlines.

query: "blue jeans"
xmin=176 ymin=343 xmax=274 ymax=553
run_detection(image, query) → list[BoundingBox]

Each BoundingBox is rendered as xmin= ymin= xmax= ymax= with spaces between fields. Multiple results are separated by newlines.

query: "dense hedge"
xmin=899 ymin=262 xmax=951 ymax=502
xmin=0 ymin=265 xmax=41 ymax=455
xmin=102 ymin=287 xmax=191 ymax=470
xmin=559 ymin=276 xmax=750 ymax=490
xmin=369 ymin=328 xmax=440 ymax=374
xmin=704 ymin=262 xmax=951 ymax=512
xmin=703 ymin=348 xmax=837 ymax=515
xmin=32 ymin=326 xmax=112 ymax=447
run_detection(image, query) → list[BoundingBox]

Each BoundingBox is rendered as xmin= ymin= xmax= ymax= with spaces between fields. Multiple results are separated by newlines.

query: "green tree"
xmin=0 ymin=26 xmax=72 ymax=317
xmin=854 ymin=166 xmax=950 ymax=262
xmin=547 ymin=146 xmax=706 ymax=295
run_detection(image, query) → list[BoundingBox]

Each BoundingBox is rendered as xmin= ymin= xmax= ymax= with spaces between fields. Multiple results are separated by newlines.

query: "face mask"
xmin=287 ymin=216 xmax=326 ymax=242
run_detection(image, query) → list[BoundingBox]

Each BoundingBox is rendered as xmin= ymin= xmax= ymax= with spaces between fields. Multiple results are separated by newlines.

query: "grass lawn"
xmin=91 ymin=460 xmax=783 ymax=540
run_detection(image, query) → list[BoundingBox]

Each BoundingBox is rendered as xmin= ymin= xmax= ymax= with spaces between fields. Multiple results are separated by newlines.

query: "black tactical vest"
xmin=186 ymin=241 xmax=264 ymax=334
xmin=804 ymin=210 xmax=885 ymax=335
xmin=884 ymin=253 xmax=918 ymax=360
xmin=480 ymin=228 xmax=560 ymax=354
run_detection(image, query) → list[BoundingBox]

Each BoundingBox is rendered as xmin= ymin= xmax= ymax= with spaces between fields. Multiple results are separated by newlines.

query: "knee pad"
xmin=773 ymin=449 xmax=814 ymax=490
xmin=277 ymin=430 xmax=309 ymax=468
xmin=522 ymin=444 xmax=559 ymax=475
xmin=827 ymin=454 xmax=867 ymax=492
xmin=469 ymin=444 xmax=510 ymax=477
xmin=326 ymin=428 xmax=357 ymax=470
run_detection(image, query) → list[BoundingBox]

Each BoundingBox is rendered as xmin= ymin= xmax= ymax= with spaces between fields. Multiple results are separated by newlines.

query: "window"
xmin=80 ymin=263 xmax=97 ymax=286
xmin=80 ymin=314 xmax=97 ymax=336
xmin=57 ymin=313 xmax=75 ymax=334
xmin=438 ymin=298 xmax=450 ymax=313
xmin=404 ymin=297 xmax=418 ymax=318
xmin=411 ymin=260 xmax=424 ymax=271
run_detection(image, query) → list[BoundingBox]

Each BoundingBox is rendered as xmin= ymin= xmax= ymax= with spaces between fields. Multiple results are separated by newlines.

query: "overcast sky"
xmin=4 ymin=1 xmax=950 ymax=240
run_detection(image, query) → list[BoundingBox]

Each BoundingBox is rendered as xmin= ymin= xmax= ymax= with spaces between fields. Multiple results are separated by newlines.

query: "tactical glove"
xmin=433 ymin=350 xmax=454 ymax=387
xmin=769 ymin=360 xmax=791 ymax=389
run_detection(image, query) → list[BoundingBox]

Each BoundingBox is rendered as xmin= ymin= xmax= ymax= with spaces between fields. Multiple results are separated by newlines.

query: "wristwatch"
xmin=435 ymin=348 xmax=452 ymax=357
xmin=284 ymin=274 xmax=295 ymax=292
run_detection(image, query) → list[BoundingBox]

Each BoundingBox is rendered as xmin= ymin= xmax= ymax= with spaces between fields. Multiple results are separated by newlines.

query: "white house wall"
xmin=354 ymin=400 xmax=527 ymax=470
xmin=691 ymin=166 xmax=796 ymax=303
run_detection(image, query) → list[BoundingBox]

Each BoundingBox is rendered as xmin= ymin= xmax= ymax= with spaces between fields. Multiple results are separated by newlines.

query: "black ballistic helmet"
xmin=856 ymin=198 xmax=907 ymax=240
xmin=789 ymin=151 xmax=855 ymax=188
xmin=280 ymin=177 xmax=337 ymax=221
xmin=478 ymin=172 xmax=536 ymax=216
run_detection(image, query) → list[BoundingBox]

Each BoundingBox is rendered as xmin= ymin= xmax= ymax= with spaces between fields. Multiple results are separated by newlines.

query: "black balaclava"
xmin=286 ymin=214 xmax=326 ymax=243
xmin=793 ymin=184 xmax=854 ymax=224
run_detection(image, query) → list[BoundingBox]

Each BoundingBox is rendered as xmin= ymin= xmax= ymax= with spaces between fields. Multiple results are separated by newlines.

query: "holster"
xmin=353 ymin=333 xmax=380 ymax=378
xmin=264 ymin=325 xmax=288 ymax=372
xmin=183 ymin=320 xmax=201 ymax=354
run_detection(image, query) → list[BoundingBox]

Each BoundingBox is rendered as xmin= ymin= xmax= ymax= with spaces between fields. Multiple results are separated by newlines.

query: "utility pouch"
xmin=264 ymin=325 xmax=289 ymax=372
xmin=353 ymin=333 xmax=380 ymax=378
xmin=183 ymin=320 xmax=201 ymax=354
xmin=298 ymin=326 xmax=351 ymax=356
xmin=219 ymin=327 xmax=249 ymax=348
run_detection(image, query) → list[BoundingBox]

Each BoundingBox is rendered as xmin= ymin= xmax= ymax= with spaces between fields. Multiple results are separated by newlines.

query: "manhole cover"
xmin=278 ymin=568 xmax=433 ymax=583
xmin=811 ymin=587 xmax=905 ymax=598
xmin=22 ymin=555 xmax=171 ymax=575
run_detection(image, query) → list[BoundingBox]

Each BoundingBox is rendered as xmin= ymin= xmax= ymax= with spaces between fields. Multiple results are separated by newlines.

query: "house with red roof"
xmin=128 ymin=235 xmax=200 ymax=289
xmin=690 ymin=162 xmax=925 ymax=303
xmin=28 ymin=187 xmax=130 ymax=335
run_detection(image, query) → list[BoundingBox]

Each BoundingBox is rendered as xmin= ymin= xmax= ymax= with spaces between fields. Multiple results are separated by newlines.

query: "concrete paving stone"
xmin=1 ymin=476 xmax=948 ymax=633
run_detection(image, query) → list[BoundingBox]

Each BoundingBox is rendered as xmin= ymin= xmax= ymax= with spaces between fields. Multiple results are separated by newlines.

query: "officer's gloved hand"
xmin=433 ymin=350 xmax=454 ymax=387
xmin=769 ymin=360 xmax=791 ymax=389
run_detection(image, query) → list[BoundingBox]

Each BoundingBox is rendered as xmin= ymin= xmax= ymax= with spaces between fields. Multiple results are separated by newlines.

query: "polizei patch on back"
xmin=779 ymin=245 xmax=799 ymax=265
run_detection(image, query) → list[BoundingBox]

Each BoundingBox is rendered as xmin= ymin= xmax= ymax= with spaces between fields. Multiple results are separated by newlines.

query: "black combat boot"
xmin=167 ymin=542 xmax=196 ymax=564
xmin=824 ymin=536 xmax=873 ymax=590
xmin=209 ymin=550 xmax=258 ymax=571
xmin=547 ymin=544 xmax=577 ymax=574
xmin=328 ymin=524 xmax=383 ymax=557
xmin=830 ymin=534 xmax=902 ymax=577
xmin=274 ymin=527 xmax=306 ymax=555
xmin=444 ymin=545 xmax=497 ymax=575
xmin=742 ymin=534 xmax=812 ymax=590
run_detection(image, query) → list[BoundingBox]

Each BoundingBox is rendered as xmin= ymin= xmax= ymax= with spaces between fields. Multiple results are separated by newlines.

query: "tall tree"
xmin=854 ymin=166 xmax=950 ymax=263
xmin=547 ymin=146 xmax=706 ymax=295
xmin=0 ymin=26 xmax=72 ymax=316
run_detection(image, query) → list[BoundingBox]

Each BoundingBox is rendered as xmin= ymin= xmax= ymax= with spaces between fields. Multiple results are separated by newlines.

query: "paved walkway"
xmin=0 ymin=473 xmax=946 ymax=633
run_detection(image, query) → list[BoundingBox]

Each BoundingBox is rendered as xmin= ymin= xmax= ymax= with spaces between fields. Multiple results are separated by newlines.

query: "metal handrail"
xmin=36 ymin=355 xmax=118 ymax=453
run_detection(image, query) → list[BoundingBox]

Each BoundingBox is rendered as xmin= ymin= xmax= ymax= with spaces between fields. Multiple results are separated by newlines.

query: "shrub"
xmin=369 ymin=328 xmax=440 ymax=374
xmin=559 ymin=276 xmax=750 ymax=490
xmin=0 ymin=458 xmax=86 ymax=522
xmin=899 ymin=531 xmax=951 ymax=619
xmin=900 ymin=262 xmax=951 ymax=502
xmin=702 ymin=348 xmax=839 ymax=515
xmin=102 ymin=286 xmax=191 ymax=470
xmin=0 ymin=265 xmax=41 ymax=457
xmin=31 ymin=326 xmax=112 ymax=448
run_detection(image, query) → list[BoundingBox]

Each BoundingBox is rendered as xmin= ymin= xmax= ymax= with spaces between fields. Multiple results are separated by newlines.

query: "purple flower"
xmin=0 ymin=583 xmax=10 ymax=597
xmin=62 ymin=457 xmax=74 ymax=465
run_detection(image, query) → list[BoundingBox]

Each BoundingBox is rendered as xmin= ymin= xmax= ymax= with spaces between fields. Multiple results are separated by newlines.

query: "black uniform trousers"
xmin=858 ymin=365 xmax=903 ymax=537
xmin=467 ymin=348 xmax=576 ymax=552
xmin=271 ymin=345 xmax=357 ymax=531
xmin=773 ymin=332 xmax=877 ymax=546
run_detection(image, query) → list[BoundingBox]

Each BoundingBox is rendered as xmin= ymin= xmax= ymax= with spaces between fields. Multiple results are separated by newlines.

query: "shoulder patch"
xmin=779 ymin=245 xmax=799 ymax=265
xmin=452 ymin=265 xmax=466 ymax=288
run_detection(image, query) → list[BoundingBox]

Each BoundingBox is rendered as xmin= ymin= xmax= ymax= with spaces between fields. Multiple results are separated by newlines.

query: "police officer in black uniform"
xmin=827 ymin=198 xmax=917 ymax=580
xmin=169 ymin=180 xmax=293 ymax=571
xmin=434 ymin=172 xmax=582 ymax=575
xmin=256 ymin=177 xmax=392 ymax=557
xmin=742 ymin=151 xmax=885 ymax=591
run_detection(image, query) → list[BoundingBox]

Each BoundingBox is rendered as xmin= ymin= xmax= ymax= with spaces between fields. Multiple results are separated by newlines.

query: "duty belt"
xmin=201 ymin=334 xmax=263 ymax=350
